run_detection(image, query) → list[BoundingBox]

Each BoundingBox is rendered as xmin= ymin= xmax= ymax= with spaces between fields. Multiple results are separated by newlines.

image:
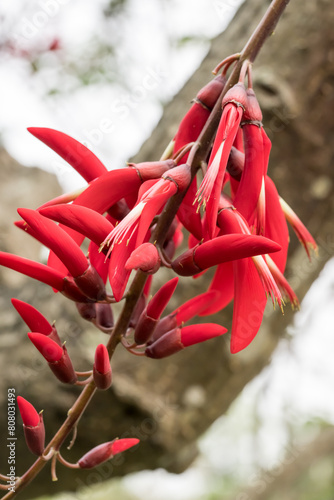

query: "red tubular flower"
xmin=125 ymin=243 xmax=161 ymax=273
xmin=78 ymin=438 xmax=140 ymax=469
xmin=28 ymin=332 xmax=77 ymax=384
xmin=150 ymin=290 xmax=220 ymax=343
xmin=18 ymin=208 xmax=106 ymax=301
xmin=93 ymin=344 xmax=112 ymax=390
xmin=0 ymin=251 xmax=94 ymax=303
xmin=173 ymin=76 xmax=226 ymax=239
xmin=145 ymin=323 xmax=228 ymax=359
xmin=134 ymin=277 xmax=179 ymax=345
xmin=17 ymin=396 xmax=45 ymax=456
xmin=196 ymin=83 xmax=247 ymax=238
xmin=232 ymin=88 xmax=266 ymax=224
xmin=0 ymin=251 xmax=65 ymax=290
xmin=171 ymin=233 xmax=281 ymax=276
xmin=40 ymin=204 xmax=114 ymax=248
xmin=28 ymin=128 xmax=107 ymax=182
xmin=11 ymin=298 xmax=61 ymax=345
xmin=18 ymin=208 xmax=89 ymax=278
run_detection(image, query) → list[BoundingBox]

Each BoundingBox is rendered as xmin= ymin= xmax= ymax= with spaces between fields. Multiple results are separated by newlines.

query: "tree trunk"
xmin=1 ymin=0 xmax=333 ymax=497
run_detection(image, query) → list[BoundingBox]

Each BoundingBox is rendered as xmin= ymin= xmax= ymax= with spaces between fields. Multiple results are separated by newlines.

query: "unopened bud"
xmin=78 ymin=438 xmax=139 ymax=469
xmin=93 ymin=344 xmax=112 ymax=390
xmin=17 ymin=396 xmax=45 ymax=456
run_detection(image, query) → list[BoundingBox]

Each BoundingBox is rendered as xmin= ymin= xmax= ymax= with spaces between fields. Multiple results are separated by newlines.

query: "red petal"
xmin=0 ymin=251 xmax=65 ymax=290
xmin=11 ymin=299 xmax=52 ymax=336
xmin=125 ymin=243 xmax=160 ymax=272
xmin=88 ymin=241 xmax=109 ymax=284
xmin=40 ymin=204 xmax=114 ymax=247
xmin=17 ymin=396 xmax=40 ymax=427
xmin=198 ymin=262 xmax=234 ymax=316
xmin=28 ymin=128 xmax=107 ymax=182
xmin=111 ymin=438 xmax=140 ymax=455
xmin=18 ymin=208 xmax=88 ymax=278
xmin=181 ymin=323 xmax=227 ymax=347
xmin=108 ymin=235 xmax=136 ymax=302
xmin=146 ymin=277 xmax=178 ymax=320
xmin=136 ymin=180 xmax=177 ymax=247
xmin=233 ymin=125 xmax=264 ymax=222
xmin=28 ymin=332 xmax=63 ymax=363
xmin=264 ymin=176 xmax=289 ymax=272
xmin=194 ymin=234 xmax=281 ymax=269
xmin=94 ymin=344 xmax=110 ymax=375
xmin=175 ymin=290 xmax=221 ymax=323
xmin=230 ymin=258 xmax=267 ymax=354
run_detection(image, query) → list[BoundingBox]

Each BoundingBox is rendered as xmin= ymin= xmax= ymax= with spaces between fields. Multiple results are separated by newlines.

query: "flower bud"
xmin=17 ymin=396 xmax=45 ymax=456
xmin=145 ymin=323 xmax=227 ymax=359
xmin=196 ymin=74 xmax=226 ymax=110
xmin=78 ymin=438 xmax=139 ymax=469
xmin=93 ymin=344 xmax=112 ymax=390
xmin=95 ymin=303 xmax=114 ymax=331
xmin=11 ymin=298 xmax=61 ymax=345
xmin=76 ymin=302 xmax=97 ymax=321
xmin=28 ymin=332 xmax=77 ymax=384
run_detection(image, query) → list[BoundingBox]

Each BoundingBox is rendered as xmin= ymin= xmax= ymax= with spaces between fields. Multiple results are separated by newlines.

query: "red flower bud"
xmin=11 ymin=298 xmax=61 ymax=345
xmin=78 ymin=438 xmax=140 ymax=469
xmin=125 ymin=243 xmax=161 ymax=273
xmin=17 ymin=396 xmax=45 ymax=456
xmin=28 ymin=333 xmax=77 ymax=384
xmin=146 ymin=277 xmax=178 ymax=320
xmin=134 ymin=277 xmax=178 ymax=344
xmin=145 ymin=323 xmax=227 ymax=359
xmin=93 ymin=344 xmax=112 ymax=390
xmin=95 ymin=303 xmax=114 ymax=331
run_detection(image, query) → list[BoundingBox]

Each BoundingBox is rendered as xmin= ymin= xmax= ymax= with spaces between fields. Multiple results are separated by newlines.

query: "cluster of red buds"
xmin=0 ymin=50 xmax=317 ymax=492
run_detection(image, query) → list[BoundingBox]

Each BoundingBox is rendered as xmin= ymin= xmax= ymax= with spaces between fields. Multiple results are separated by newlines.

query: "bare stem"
xmin=1 ymin=1 xmax=290 ymax=497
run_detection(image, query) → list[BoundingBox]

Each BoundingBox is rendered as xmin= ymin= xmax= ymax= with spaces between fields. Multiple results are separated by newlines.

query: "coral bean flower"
xmin=195 ymin=83 xmax=247 ymax=238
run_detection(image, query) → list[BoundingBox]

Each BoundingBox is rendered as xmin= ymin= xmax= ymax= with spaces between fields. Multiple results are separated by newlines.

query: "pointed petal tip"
xmin=111 ymin=438 xmax=140 ymax=455
xmin=17 ymin=396 xmax=40 ymax=427
xmin=28 ymin=332 xmax=63 ymax=363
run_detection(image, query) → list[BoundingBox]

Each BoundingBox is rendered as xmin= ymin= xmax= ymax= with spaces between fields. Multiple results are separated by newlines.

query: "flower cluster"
xmin=0 ymin=56 xmax=317 ymax=486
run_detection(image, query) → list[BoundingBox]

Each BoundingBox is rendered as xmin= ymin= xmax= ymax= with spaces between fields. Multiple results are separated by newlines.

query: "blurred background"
xmin=1 ymin=1 xmax=334 ymax=499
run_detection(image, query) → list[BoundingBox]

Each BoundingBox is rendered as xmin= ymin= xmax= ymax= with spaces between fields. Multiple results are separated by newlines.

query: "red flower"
xmin=28 ymin=332 xmax=77 ymax=384
xmin=28 ymin=127 xmax=107 ymax=182
xmin=93 ymin=344 xmax=112 ymax=390
xmin=17 ymin=396 xmax=45 ymax=456
xmin=78 ymin=438 xmax=139 ymax=469
xmin=172 ymin=233 xmax=281 ymax=276
xmin=40 ymin=204 xmax=114 ymax=248
xmin=11 ymin=298 xmax=61 ymax=345
xmin=195 ymin=83 xmax=247 ymax=238
xmin=134 ymin=277 xmax=179 ymax=345
xmin=146 ymin=323 xmax=227 ymax=359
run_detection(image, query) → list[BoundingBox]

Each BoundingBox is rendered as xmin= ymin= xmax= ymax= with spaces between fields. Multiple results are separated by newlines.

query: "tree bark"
xmin=1 ymin=0 xmax=334 ymax=497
